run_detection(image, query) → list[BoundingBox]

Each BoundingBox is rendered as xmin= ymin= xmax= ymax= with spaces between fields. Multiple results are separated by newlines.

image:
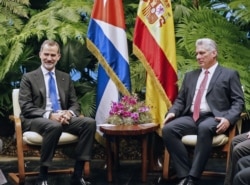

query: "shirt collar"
xmin=202 ymin=62 xmax=218 ymax=74
xmin=41 ymin=65 xmax=55 ymax=75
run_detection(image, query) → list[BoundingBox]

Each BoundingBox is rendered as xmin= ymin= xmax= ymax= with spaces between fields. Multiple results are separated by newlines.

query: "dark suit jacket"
xmin=19 ymin=67 xmax=81 ymax=131
xmin=168 ymin=65 xmax=245 ymax=125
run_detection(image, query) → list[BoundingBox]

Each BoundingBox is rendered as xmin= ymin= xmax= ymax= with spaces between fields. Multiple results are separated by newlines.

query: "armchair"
xmin=8 ymin=89 xmax=90 ymax=185
xmin=162 ymin=113 xmax=246 ymax=179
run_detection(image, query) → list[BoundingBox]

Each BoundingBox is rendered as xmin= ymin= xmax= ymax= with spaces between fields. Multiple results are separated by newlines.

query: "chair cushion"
xmin=23 ymin=131 xmax=79 ymax=145
xmin=182 ymin=134 xmax=228 ymax=147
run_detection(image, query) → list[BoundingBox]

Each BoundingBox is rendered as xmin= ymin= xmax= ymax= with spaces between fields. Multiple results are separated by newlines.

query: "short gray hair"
xmin=196 ymin=38 xmax=217 ymax=52
xmin=40 ymin=40 xmax=61 ymax=54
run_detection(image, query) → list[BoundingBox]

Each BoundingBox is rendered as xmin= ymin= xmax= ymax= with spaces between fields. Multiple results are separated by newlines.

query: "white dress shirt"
xmin=41 ymin=66 xmax=61 ymax=118
xmin=190 ymin=63 xmax=218 ymax=113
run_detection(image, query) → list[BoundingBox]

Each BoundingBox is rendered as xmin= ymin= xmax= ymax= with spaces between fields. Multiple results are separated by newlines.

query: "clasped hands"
xmin=163 ymin=113 xmax=230 ymax=134
xmin=49 ymin=110 xmax=73 ymax=125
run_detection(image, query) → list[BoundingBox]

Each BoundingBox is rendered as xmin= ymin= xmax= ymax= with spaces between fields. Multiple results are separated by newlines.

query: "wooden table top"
xmin=100 ymin=123 xmax=159 ymax=136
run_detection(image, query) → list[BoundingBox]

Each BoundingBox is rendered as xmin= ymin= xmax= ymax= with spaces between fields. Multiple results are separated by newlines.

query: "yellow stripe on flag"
xmin=133 ymin=0 xmax=178 ymax=130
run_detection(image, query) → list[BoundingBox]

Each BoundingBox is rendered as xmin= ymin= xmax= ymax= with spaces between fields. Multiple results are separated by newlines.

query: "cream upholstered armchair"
xmin=8 ymin=89 xmax=90 ymax=185
xmin=162 ymin=113 xmax=246 ymax=179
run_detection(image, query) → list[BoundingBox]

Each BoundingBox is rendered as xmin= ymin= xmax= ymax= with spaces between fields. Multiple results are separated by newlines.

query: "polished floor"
xmin=0 ymin=156 xmax=225 ymax=185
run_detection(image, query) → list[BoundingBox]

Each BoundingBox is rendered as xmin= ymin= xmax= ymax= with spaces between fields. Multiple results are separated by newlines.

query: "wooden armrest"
xmin=13 ymin=116 xmax=22 ymax=132
xmin=222 ymin=113 xmax=247 ymax=152
xmin=235 ymin=113 xmax=247 ymax=135
xmin=9 ymin=114 xmax=23 ymax=140
xmin=9 ymin=115 xmax=14 ymax=122
xmin=13 ymin=116 xmax=25 ymax=152
xmin=240 ymin=112 xmax=247 ymax=118
xmin=227 ymin=113 xmax=246 ymax=137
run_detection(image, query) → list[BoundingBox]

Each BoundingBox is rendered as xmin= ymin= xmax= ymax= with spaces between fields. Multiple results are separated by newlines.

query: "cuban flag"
xmin=87 ymin=0 xmax=131 ymax=143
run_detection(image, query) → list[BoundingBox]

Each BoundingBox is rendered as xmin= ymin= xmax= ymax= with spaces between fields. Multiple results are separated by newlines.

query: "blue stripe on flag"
xmin=87 ymin=19 xmax=131 ymax=91
xmin=96 ymin=65 xmax=109 ymax=107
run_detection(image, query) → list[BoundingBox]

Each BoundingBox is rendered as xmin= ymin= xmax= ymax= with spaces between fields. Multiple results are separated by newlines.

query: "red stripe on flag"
xmin=134 ymin=18 xmax=177 ymax=103
xmin=91 ymin=0 xmax=125 ymax=29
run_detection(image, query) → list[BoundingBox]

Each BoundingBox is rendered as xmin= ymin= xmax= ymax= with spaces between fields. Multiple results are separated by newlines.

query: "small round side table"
xmin=100 ymin=123 xmax=159 ymax=182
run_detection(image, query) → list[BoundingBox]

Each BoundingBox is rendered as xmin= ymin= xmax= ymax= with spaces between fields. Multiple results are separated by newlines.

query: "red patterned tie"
xmin=193 ymin=70 xmax=209 ymax=121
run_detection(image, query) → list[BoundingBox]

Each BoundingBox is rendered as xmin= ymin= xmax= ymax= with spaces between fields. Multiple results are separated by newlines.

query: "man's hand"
xmin=49 ymin=110 xmax=73 ymax=125
xmin=215 ymin=117 xmax=230 ymax=134
xmin=163 ymin=113 xmax=175 ymax=125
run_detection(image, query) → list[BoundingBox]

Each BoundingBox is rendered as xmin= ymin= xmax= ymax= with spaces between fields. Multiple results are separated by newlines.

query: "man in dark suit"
xmin=162 ymin=38 xmax=244 ymax=185
xmin=224 ymin=131 xmax=250 ymax=185
xmin=231 ymin=155 xmax=250 ymax=185
xmin=19 ymin=40 xmax=96 ymax=185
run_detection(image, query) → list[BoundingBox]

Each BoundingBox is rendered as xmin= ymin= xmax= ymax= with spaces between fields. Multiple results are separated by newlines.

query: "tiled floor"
xmin=0 ymin=156 xmax=225 ymax=185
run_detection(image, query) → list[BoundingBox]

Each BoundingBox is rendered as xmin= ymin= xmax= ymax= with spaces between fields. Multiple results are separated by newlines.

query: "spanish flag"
xmin=133 ymin=0 xmax=178 ymax=130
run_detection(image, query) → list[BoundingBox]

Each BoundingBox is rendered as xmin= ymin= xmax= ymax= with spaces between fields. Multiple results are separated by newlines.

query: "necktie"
xmin=49 ymin=72 xmax=60 ymax=112
xmin=193 ymin=70 xmax=209 ymax=121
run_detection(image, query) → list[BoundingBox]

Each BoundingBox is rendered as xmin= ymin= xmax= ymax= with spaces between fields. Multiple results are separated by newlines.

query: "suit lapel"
xmin=190 ymin=69 xmax=202 ymax=98
xmin=55 ymin=70 xmax=65 ymax=104
xmin=207 ymin=65 xmax=222 ymax=94
xmin=35 ymin=68 xmax=46 ymax=107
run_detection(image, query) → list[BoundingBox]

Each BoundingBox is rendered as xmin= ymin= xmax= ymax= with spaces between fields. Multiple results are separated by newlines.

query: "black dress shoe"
xmin=186 ymin=179 xmax=197 ymax=185
xmin=35 ymin=180 xmax=48 ymax=185
xmin=70 ymin=177 xmax=91 ymax=185
xmin=176 ymin=177 xmax=188 ymax=185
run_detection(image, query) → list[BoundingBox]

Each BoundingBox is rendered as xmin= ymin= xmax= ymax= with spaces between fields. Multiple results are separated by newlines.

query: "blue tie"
xmin=49 ymin=72 xmax=60 ymax=112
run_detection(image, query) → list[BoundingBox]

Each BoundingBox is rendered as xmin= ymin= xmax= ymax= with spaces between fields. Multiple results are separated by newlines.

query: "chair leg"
xmin=162 ymin=149 xmax=170 ymax=179
xmin=226 ymin=150 xmax=231 ymax=173
xmin=15 ymin=121 xmax=26 ymax=184
xmin=84 ymin=161 xmax=90 ymax=178
xmin=16 ymin=151 xmax=26 ymax=184
xmin=8 ymin=144 xmax=26 ymax=185
xmin=9 ymin=134 xmax=28 ymax=185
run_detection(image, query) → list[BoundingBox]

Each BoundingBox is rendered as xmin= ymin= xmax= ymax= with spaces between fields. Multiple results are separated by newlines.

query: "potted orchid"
xmin=106 ymin=94 xmax=152 ymax=125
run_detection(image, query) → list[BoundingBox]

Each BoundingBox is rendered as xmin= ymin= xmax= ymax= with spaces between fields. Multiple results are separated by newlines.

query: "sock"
xmin=38 ymin=166 xmax=48 ymax=180
xmin=73 ymin=161 xmax=84 ymax=178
